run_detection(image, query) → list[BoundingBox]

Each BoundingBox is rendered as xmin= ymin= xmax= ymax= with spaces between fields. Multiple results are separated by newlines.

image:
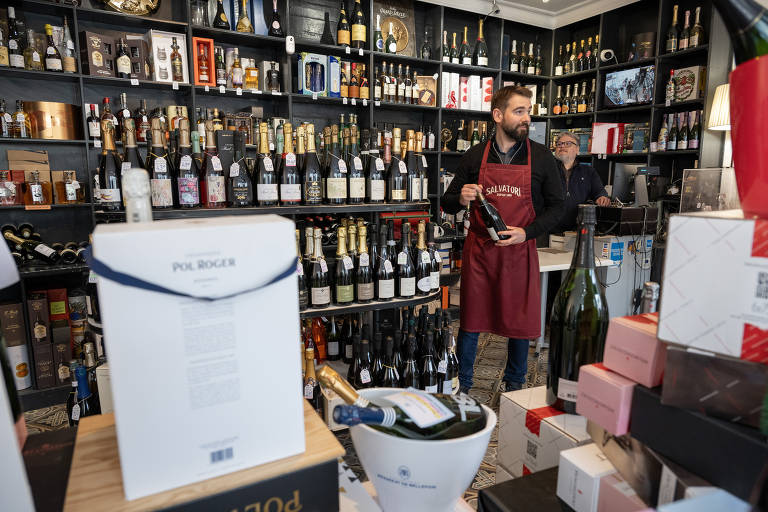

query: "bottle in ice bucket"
xmin=317 ymin=365 xmax=487 ymax=441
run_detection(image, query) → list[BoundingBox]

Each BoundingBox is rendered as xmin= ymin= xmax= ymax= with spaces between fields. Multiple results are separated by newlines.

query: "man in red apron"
xmin=441 ymin=86 xmax=564 ymax=393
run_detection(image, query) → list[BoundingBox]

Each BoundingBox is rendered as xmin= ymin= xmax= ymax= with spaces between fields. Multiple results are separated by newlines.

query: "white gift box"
xmin=145 ymin=30 xmax=189 ymax=84
xmin=469 ymin=75 xmax=481 ymax=111
xmin=557 ymin=444 xmax=616 ymax=512
xmin=92 ymin=215 xmax=304 ymax=500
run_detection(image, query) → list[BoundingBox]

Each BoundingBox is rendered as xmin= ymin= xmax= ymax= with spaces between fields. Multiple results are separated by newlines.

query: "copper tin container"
xmin=25 ymin=102 xmax=83 ymax=140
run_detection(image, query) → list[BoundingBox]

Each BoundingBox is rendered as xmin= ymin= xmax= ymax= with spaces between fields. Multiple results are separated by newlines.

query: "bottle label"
xmin=557 ymin=378 xmax=579 ymax=402
xmin=337 ymin=159 xmax=347 ymax=173
xmin=327 ymin=341 xmax=339 ymax=356
xmin=320 ymin=259 xmax=328 ymax=273
xmin=65 ymin=183 xmax=77 ymax=201
xmin=32 ymin=52 xmax=40 ymax=63
xmin=349 ymin=177 xmax=365 ymax=198
xmin=342 ymin=255 xmax=354 ymax=271
xmin=178 ymin=177 xmax=200 ymax=205
xmin=98 ymin=188 xmax=121 ymax=204
xmin=359 ymin=368 xmax=371 ymax=384
xmin=117 ymin=55 xmax=131 ymax=74
xmin=357 ymin=282 xmax=374 ymax=300
xmin=555 ymin=65 xmax=563 ymax=76
xmin=151 ymin=178 xmax=173 ymax=207
xmin=336 ymin=284 xmax=354 ymax=302
xmin=304 ymin=180 xmax=322 ymax=202
xmin=421 ymin=251 xmax=431 ymax=265
xmin=179 ymin=155 xmax=192 ymax=171
xmin=442 ymin=380 xmax=452 ymax=395
xmin=304 ymin=382 xmax=315 ymax=399
xmin=400 ymin=277 xmax=415 ymax=296
xmin=422 ymin=178 xmax=428 ymax=200
xmin=352 ymin=24 xmax=366 ymax=43
xmin=391 ymin=189 xmax=407 ymax=201
xmin=263 ymin=157 xmax=274 ymax=172
xmin=256 ymin=183 xmax=278 ymax=201
xmin=8 ymin=40 xmax=18 ymax=50
xmin=370 ymin=179 xmax=385 ymax=201
xmin=378 ymin=278 xmax=395 ymax=298
xmin=476 ymin=56 xmax=488 ymax=66
xmin=397 ymin=83 xmax=405 ymax=96
xmin=311 ymin=286 xmax=330 ymax=305
xmin=384 ymin=389 xmax=455 ymax=428
xmin=410 ymin=178 xmax=421 ymax=201
xmin=30 ymin=184 xmax=43 ymax=203
xmin=34 ymin=244 xmax=55 ymax=258
xmin=374 ymin=85 xmax=381 ymax=99
xmin=206 ymin=176 xmax=226 ymax=203
xmin=487 ymin=227 xmax=500 ymax=241
xmin=296 ymin=262 xmax=304 ymax=276
xmin=345 ymin=343 xmax=353 ymax=359
xmin=338 ymin=30 xmax=351 ymax=46
xmin=45 ymin=57 xmax=62 ymax=71
xmin=89 ymin=121 xmax=101 ymax=138
xmin=280 ymin=183 xmax=301 ymax=201
xmin=510 ymin=63 xmax=519 ymax=72
xmin=462 ymin=57 xmax=472 ymax=65
xmin=286 ymin=152 xmax=297 ymax=167
xmin=430 ymin=271 xmax=440 ymax=290
xmin=388 ymin=41 xmax=397 ymax=53
xmin=10 ymin=54 xmax=24 ymax=68
xmin=526 ymin=65 xmax=535 ymax=74
xmin=397 ymin=251 xmax=407 ymax=265
xmin=417 ymin=277 xmax=431 ymax=292
xmin=690 ymin=34 xmax=698 ymax=47
xmin=326 ymin=177 xmax=347 ymax=199
xmin=375 ymin=158 xmax=385 ymax=171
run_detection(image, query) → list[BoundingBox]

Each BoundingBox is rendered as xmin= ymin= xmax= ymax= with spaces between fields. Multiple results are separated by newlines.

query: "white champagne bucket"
xmin=350 ymin=388 xmax=496 ymax=512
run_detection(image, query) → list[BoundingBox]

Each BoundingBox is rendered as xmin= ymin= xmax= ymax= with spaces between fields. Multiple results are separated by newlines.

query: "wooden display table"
xmin=64 ymin=402 xmax=345 ymax=511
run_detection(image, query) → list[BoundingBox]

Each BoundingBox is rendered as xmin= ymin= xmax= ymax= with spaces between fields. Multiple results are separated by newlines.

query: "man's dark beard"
xmin=502 ymin=122 xmax=529 ymax=142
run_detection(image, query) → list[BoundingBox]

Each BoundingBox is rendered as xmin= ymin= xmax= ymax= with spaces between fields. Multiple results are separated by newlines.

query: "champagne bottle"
xmin=399 ymin=334 xmax=419 ymax=388
xmin=256 ymin=122 xmax=278 ymax=206
xmin=146 ymin=118 xmax=174 ymax=209
xmin=337 ymin=1 xmax=351 ymax=48
xmin=176 ymin=119 xmax=200 ymax=208
xmin=420 ymin=28 xmax=432 ymax=60
xmin=7 ymin=8 xmax=24 ymax=69
xmin=355 ymin=338 xmax=374 ymax=388
xmin=688 ymin=111 xmax=700 ymax=149
xmin=122 ymin=119 xmax=145 ymax=171
xmin=310 ymin=227 xmax=331 ymax=307
xmin=3 ymin=231 xmax=59 ymax=263
xmin=473 ymin=19 xmax=489 ymax=66
xmin=450 ymin=32 xmax=459 ymax=63
xmin=321 ymin=12 xmax=335 ymax=45
xmin=268 ymin=0 xmax=285 ymax=37
xmin=405 ymin=130 xmax=421 ymax=202
xmin=95 ymin=120 xmax=123 ymax=211
xmin=200 ymin=121 xmax=226 ymax=208
xmin=304 ymin=346 xmax=323 ymax=415
xmin=397 ymin=222 xmax=416 ymax=297
xmin=666 ymin=4 xmax=680 ymax=53
xmin=415 ymin=220 xmax=431 ymax=295
xmin=679 ymin=9 xmax=691 ymax=50
xmin=296 ymin=229 xmax=309 ymax=311
xmin=712 ymin=0 xmax=768 ymax=65
xmin=356 ymin=225 xmax=374 ymax=303
xmin=427 ymin=222 xmax=441 ymax=292
xmin=326 ymin=125 xmax=347 ymax=204
xmin=380 ymin=336 xmax=400 ymax=387
xmin=374 ymin=15 xmax=384 ymax=51
xmin=689 ymin=6 xmax=705 ymax=48
xmin=442 ymin=30 xmax=450 ymax=62
xmin=459 ymin=26 xmax=472 ymax=65
xmin=475 ymin=189 xmax=510 ymax=241
xmin=70 ymin=365 xmax=100 ymax=424
xmin=385 ymin=22 xmax=397 ymax=53
xmin=236 ymin=0 xmax=254 ymax=33
xmin=43 ymin=24 xmax=62 ymax=72
xmin=335 ymin=227 xmax=355 ymax=304
xmin=420 ymin=331 xmax=439 ymax=392
xmin=371 ymin=332 xmax=385 ymax=385
xmin=546 ymin=205 xmax=609 ymax=413
xmin=387 ymin=128 xmax=407 ymax=202
xmin=376 ymin=224 xmax=395 ymax=300
xmin=347 ymin=126 xmax=365 ymax=203
xmin=228 ymin=131 xmax=253 ymax=206
xmin=367 ymin=128 xmax=385 ymax=202
xmin=279 ymin=123 xmax=301 ymax=205
xmin=302 ymin=124 xmax=323 ymax=204
xmin=350 ymin=0 xmax=366 ymax=49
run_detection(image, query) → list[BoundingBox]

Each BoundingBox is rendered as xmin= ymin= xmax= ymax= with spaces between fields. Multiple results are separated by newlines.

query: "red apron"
xmin=460 ymin=139 xmax=541 ymax=339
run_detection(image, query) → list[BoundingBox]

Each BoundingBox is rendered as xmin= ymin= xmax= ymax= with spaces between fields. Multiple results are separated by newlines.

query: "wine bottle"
xmin=475 ymin=188 xmax=510 ymax=241
xmin=70 ymin=365 xmax=100 ymax=424
xmin=473 ymin=19 xmax=489 ymax=66
xmin=296 ymin=229 xmax=309 ymax=311
xmin=449 ymin=32 xmax=459 ymax=63
xmin=347 ymin=126 xmax=365 ymax=203
xmin=321 ymin=12 xmax=335 ymax=45
xmin=3 ymin=231 xmax=60 ymax=264
xmin=7 ymin=8 xmax=24 ymax=69
xmin=335 ymin=227 xmax=355 ymax=304
xmin=268 ymin=0 xmax=285 ymax=37
xmin=371 ymin=332 xmax=385 ymax=385
xmin=420 ymin=28 xmax=432 ymax=60
xmin=355 ymin=338 xmax=374 ymax=388
xmin=414 ymin=220 xmax=431 ymax=295
xmin=176 ymin=119 xmax=200 ymax=208
xmin=122 ymin=119 xmax=145 ymax=171
xmin=398 ymin=222 xmax=416 ymax=297
xmin=255 ymin=122 xmax=278 ymax=206
xmin=427 ymin=222 xmax=441 ymax=292
xmin=299 ymin=123 xmax=322 ymax=205
xmin=228 ymin=132 xmax=253 ymax=207
xmin=337 ymin=1 xmax=351 ymax=48
xmin=689 ymin=6 xmax=705 ymax=48
xmin=404 ymin=130 xmax=421 ymax=202
xmin=146 ymin=118 xmax=174 ymax=209
xmin=400 ymin=334 xmax=420 ymax=388
xmin=326 ymin=124 xmax=347 ymax=204
xmin=387 ymin=128 xmax=407 ymax=202
xmin=95 ymin=120 xmax=123 ymax=211
xmin=366 ymin=128 xmax=385 ymax=203
xmin=713 ymin=0 xmax=768 ymax=64
xmin=23 ymin=29 xmax=42 ymax=71
xmin=310 ymin=227 xmax=331 ymax=307
xmin=236 ymin=0 xmax=254 ymax=33
xmin=546 ymin=205 xmax=609 ymax=413
xmin=419 ymin=331 xmax=439 ymax=393
xmin=385 ymin=22 xmax=397 ymax=53
xmin=668 ymin=113 xmax=678 ymax=151
xmin=43 ymin=24 xmax=63 ymax=72
xmin=679 ymin=9 xmax=691 ymax=50
xmin=200 ymin=121 xmax=226 ymax=208
xmin=350 ymin=0 xmax=366 ymax=49
xmin=304 ymin=346 xmax=323 ymax=415
xmin=667 ymin=4 xmax=680 ymax=53
xmin=375 ymin=224 xmax=395 ymax=301
xmin=459 ymin=26 xmax=472 ymax=65
xmin=374 ymin=15 xmax=384 ymax=51
xmin=66 ymin=362 xmax=80 ymax=426
xmin=509 ymin=40 xmax=519 ymax=72
xmin=380 ymin=336 xmax=400 ymax=387
xmin=678 ymin=112 xmax=689 ymax=150
xmin=277 ymin=122 xmax=300 ymax=205
xmin=355 ymin=225 xmax=374 ymax=303
xmin=688 ymin=111 xmax=700 ymax=149
xmin=416 ymin=131 xmax=428 ymax=200
xmin=442 ymin=30 xmax=450 ymax=62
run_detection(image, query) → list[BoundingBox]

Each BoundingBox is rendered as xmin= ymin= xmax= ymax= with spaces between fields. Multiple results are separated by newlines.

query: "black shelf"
xmin=195 ymin=85 xmax=286 ymax=98
xmin=372 ymin=52 xmax=440 ymax=67
xmin=1 ymin=203 xmax=93 ymax=210
xmin=0 ymin=138 xmax=86 ymax=145
xmin=294 ymin=40 xmax=369 ymax=59
xmin=650 ymin=149 xmax=699 ymax=156
xmin=549 ymin=112 xmax=594 ymax=119
xmin=0 ymin=68 xmax=81 ymax=82
xmin=442 ymin=108 xmax=491 ymax=116
xmin=300 ymin=290 xmax=441 ymax=319
xmin=13 ymin=0 xmax=74 ymax=16
xmin=18 ymin=263 xmax=89 ymax=279
xmin=598 ymin=57 xmax=656 ymax=73
xmin=601 ymin=152 xmax=649 ymax=159
xmin=653 ymin=99 xmax=705 ymax=109
xmin=657 ymin=45 xmax=709 ymax=61
xmin=191 ymin=26 xmax=286 ymax=48
xmin=440 ymin=151 xmax=467 ymax=156
xmin=291 ymin=93 xmax=369 ymax=107
xmin=441 ymin=62 xmax=500 ymax=76
xmin=501 ymin=70 xmax=551 ymax=82
xmin=94 ymin=201 xmax=431 ymax=222
xmin=83 ymin=76 xmax=192 ymax=90
xmin=75 ymin=6 xmax=188 ymax=30
xmin=597 ymin=104 xmax=653 ymax=114
xmin=551 ymin=68 xmax=598 ymax=80
xmin=18 ymin=384 xmax=71 ymax=412
xmin=375 ymin=101 xmax=439 ymax=111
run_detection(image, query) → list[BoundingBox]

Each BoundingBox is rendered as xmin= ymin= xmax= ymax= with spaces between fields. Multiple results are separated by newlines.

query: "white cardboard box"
xmin=495 ymin=463 xmax=515 ymax=485
xmin=469 ymin=75 xmax=481 ymax=111
xmin=95 ymin=362 xmax=113 ymax=414
xmin=459 ymin=76 xmax=469 ymax=110
xmin=498 ymin=386 xmax=591 ymax=477
xmin=93 ymin=215 xmax=304 ymax=500
xmin=449 ymin=72 xmax=461 ymax=109
xmin=482 ymin=77 xmax=494 ymax=111
xmin=557 ymin=444 xmax=616 ymax=512
xmin=441 ymin=72 xmax=451 ymax=108
xmin=658 ymin=210 xmax=768 ymax=364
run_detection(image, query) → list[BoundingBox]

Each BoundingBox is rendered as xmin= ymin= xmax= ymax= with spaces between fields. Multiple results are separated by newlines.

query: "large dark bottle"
xmin=146 ymin=118 xmax=175 ymax=209
xmin=546 ymin=205 xmax=609 ymax=413
xmin=420 ymin=331 xmax=439 ymax=393
xmin=391 ymin=329 xmax=403 ymax=377
xmin=321 ymin=12 xmax=335 ymax=45
xmin=95 ymin=120 xmax=123 ymax=211
xmin=476 ymin=189 xmax=510 ymax=241
xmin=355 ymin=338 xmax=374 ymax=388
xmin=444 ymin=312 xmax=459 ymax=394
xmin=371 ymin=332 xmax=384 ymax=385
xmin=212 ymin=0 xmax=231 ymax=29
xmin=337 ymin=0 xmax=351 ymax=48
xmin=335 ymin=226 xmax=355 ymax=304
xmin=310 ymin=227 xmax=331 ymax=307
xmin=712 ymin=0 xmax=768 ymax=64
xmin=397 ymin=222 xmax=416 ymax=297
xmin=302 ymin=123 xmax=323 ymax=204
xmin=350 ymin=0 xmax=366 ymax=49
xmin=228 ymin=131 xmax=253 ymax=207
xmin=427 ymin=222 xmax=441 ymax=292
xmin=175 ymin=119 xmax=200 ymax=208
xmin=404 ymin=130 xmax=421 ymax=202
xmin=256 ymin=122 xmax=278 ymax=206
xmin=387 ymin=128 xmax=407 ymax=202
xmin=200 ymin=121 xmax=226 ymax=208
xmin=376 ymin=224 xmax=395 ymax=300
xmin=70 ymin=364 xmax=100 ymax=425
xmin=326 ymin=124 xmax=347 ymax=204
xmin=279 ymin=122 xmax=301 ymax=205
xmin=325 ymin=315 xmax=340 ymax=360
xmin=400 ymin=334 xmax=420 ymax=388
xmin=380 ymin=336 xmax=400 ymax=387
xmin=366 ymin=129 xmax=385 ymax=203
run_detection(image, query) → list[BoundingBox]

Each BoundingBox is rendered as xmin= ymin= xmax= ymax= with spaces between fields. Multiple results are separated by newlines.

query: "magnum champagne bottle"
xmin=415 ymin=220 xmax=431 ymax=295
xmin=416 ymin=132 xmax=428 ymax=201
xmin=200 ymin=120 xmax=226 ymax=208
xmin=376 ymin=224 xmax=395 ymax=300
xmin=420 ymin=331 xmax=439 ymax=393
xmin=228 ymin=131 xmax=253 ymax=206
xmin=256 ymin=122 xmax=278 ymax=206
xmin=546 ymin=205 xmax=609 ymax=413
xmin=3 ymin=230 xmax=60 ymax=264
xmin=310 ymin=227 xmax=331 ymax=307
xmin=397 ymin=222 xmax=416 ymax=297
xmin=355 ymin=225 xmax=373 ymax=303
xmin=95 ymin=120 xmax=123 ymax=211
xmin=176 ymin=119 xmax=200 ymax=208
xmin=321 ymin=12 xmax=335 ymax=45
xmin=476 ymin=189 xmax=510 ymax=241
xmin=404 ymin=130 xmax=421 ymax=202
xmin=268 ymin=0 xmax=285 ymax=37
xmin=713 ymin=0 xmax=768 ymax=64
xmin=326 ymin=124 xmax=347 ymax=205
xmin=371 ymin=332 xmax=384 ymax=385
xmin=302 ymin=124 xmax=323 ymax=204
xmin=335 ymin=226 xmax=355 ymax=304
xmin=146 ymin=118 xmax=174 ymax=209
xmin=296 ymin=229 xmax=308 ymax=311
xmin=350 ymin=0 xmax=366 ymax=49
xmin=366 ymin=128 xmax=385 ymax=203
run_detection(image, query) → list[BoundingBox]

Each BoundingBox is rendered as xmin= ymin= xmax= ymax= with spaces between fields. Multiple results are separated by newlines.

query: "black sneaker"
xmin=504 ymin=381 xmax=523 ymax=392
xmin=459 ymin=386 xmax=471 ymax=395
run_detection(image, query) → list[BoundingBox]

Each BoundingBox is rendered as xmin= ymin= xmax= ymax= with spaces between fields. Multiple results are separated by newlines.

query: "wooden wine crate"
xmin=63 ymin=401 xmax=344 ymax=511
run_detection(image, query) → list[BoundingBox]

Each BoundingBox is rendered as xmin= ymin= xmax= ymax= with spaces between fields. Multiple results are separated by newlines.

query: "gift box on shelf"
xmin=145 ymin=30 xmax=189 ymax=84
xmin=192 ymin=37 xmax=215 ymax=87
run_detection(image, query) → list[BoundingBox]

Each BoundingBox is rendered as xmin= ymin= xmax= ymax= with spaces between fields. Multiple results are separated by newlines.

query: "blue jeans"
xmin=456 ymin=330 xmax=529 ymax=389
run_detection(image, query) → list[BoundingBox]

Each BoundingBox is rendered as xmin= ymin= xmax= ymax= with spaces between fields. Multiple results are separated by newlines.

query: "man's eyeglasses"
xmin=555 ymin=141 xmax=577 ymax=148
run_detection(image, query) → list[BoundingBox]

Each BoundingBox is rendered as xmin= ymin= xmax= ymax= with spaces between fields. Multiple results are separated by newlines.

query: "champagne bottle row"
xmin=665 ymin=5 xmax=706 ymax=53
xmin=192 ymin=0 xmax=285 ymax=38
xmin=654 ymin=110 xmax=702 ymax=152
xmin=297 ymin=218 xmax=441 ymax=309
xmin=551 ymin=79 xmax=596 ymax=115
xmin=508 ymin=39 xmax=545 ymax=75
xmin=440 ymin=20 xmax=489 ymax=67
xmin=94 ymin=108 xmax=433 ymax=211
xmin=2 ymin=223 xmax=88 ymax=267
xmin=552 ymin=36 xmax=599 ymax=75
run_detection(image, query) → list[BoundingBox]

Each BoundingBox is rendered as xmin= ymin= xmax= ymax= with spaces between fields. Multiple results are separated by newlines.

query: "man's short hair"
xmin=557 ymin=131 xmax=579 ymax=144
xmin=491 ymin=86 xmax=533 ymax=113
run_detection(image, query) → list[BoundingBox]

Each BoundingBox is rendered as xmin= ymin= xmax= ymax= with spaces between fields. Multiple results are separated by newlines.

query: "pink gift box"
xmin=603 ymin=313 xmax=666 ymax=388
xmin=598 ymin=473 xmax=648 ymax=512
xmin=576 ymin=363 xmax=635 ymax=436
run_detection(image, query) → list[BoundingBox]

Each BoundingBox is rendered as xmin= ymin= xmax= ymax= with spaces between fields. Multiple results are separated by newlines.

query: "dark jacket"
xmin=554 ymin=161 xmax=609 ymax=233
xmin=441 ymin=139 xmax=565 ymax=241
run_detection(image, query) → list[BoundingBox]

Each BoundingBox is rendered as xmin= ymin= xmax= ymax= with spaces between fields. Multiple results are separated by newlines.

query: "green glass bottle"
xmin=546 ymin=204 xmax=609 ymax=413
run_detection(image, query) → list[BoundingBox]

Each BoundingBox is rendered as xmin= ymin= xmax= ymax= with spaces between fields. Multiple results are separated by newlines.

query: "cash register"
xmin=597 ymin=163 xmax=659 ymax=236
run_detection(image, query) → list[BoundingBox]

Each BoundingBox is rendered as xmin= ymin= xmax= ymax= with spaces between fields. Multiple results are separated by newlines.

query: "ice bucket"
xmin=349 ymin=388 xmax=496 ymax=512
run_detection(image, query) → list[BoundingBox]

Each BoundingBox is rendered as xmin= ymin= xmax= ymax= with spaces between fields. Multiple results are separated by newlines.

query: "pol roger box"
xmin=93 ymin=215 xmax=304 ymax=500
xmin=498 ymin=386 xmax=590 ymax=478
xmin=658 ymin=210 xmax=768 ymax=364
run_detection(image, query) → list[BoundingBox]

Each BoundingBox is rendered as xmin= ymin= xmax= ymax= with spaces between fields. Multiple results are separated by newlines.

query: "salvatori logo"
xmin=486 ymin=184 xmax=521 ymax=198
xmin=172 ymin=258 xmax=236 ymax=272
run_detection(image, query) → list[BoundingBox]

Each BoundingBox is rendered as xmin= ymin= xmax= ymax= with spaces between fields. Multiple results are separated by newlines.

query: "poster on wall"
xmin=373 ymin=0 xmax=416 ymax=57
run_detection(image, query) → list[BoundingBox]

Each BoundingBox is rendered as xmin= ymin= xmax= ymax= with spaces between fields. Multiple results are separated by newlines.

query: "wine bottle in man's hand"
xmin=476 ymin=189 xmax=511 ymax=241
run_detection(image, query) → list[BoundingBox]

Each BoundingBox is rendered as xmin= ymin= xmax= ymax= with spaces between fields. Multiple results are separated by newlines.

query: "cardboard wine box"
xmin=673 ymin=65 xmax=706 ymax=102
xmin=657 ymin=489 xmax=749 ymax=512
xmin=415 ymin=74 xmax=437 ymax=107
xmin=47 ymin=288 xmax=70 ymax=346
xmin=32 ymin=342 xmax=55 ymax=389
xmin=125 ymin=34 xmax=151 ymax=81
xmin=468 ymin=75 xmax=481 ymax=111
xmin=603 ymin=313 xmax=665 ymax=388
xmin=556 ymin=443 xmax=616 ymax=512
xmin=52 ymin=341 xmax=72 ymax=385
xmin=298 ymin=52 xmax=328 ymax=96
xmin=79 ymin=30 xmax=115 ymax=77
xmin=577 ymin=363 xmax=635 ymax=436
xmin=597 ymin=473 xmax=648 ymax=512
xmin=26 ymin=292 xmax=50 ymax=345
xmin=192 ymin=37 xmax=215 ymax=87
xmin=0 ymin=303 xmax=26 ymax=347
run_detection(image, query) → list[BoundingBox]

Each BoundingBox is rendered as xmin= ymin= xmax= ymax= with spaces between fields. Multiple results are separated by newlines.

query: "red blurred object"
xmin=730 ymin=56 xmax=768 ymax=219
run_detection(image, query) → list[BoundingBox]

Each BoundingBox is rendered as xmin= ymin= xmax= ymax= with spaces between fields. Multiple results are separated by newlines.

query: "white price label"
xmin=219 ymin=86 xmax=226 ymax=94
xmin=351 ymin=98 xmax=356 ymax=105
xmin=297 ymin=262 xmax=304 ymax=276
xmin=398 ymin=160 xmax=407 ymax=174
xmin=154 ymin=157 xmax=167 ymax=173
xmin=271 ymin=91 xmax=281 ymax=95
xmin=71 ymin=403 xmax=80 ymax=421
xmin=205 ymin=85 xmax=210 ymax=92
xmin=384 ymin=389 xmax=455 ymax=428
xmin=130 ymin=78 xmax=139 ymax=86
xmin=435 ymin=252 xmax=442 ymax=264
xmin=343 ymin=97 xmax=348 ymax=105
xmin=338 ymin=159 xmax=347 ymax=173
xmin=211 ymin=156 xmax=222 ymax=171
xmin=375 ymin=100 xmax=381 ymax=106
xmin=229 ymin=162 xmax=240 ymax=177
xmin=88 ymin=271 xmax=98 ymax=284
xmin=359 ymin=253 xmax=369 ymax=267
xmin=438 ymin=360 xmax=447 ymax=373
xmin=421 ymin=252 xmax=431 ymax=265
xmin=375 ymin=158 xmax=384 ymax=171
xmin=342 ymin=255 xmax=354 ymax=270
xmin=358 ymin=48 xmax=364 ymax=56
xmin=67 ymin=40 xmax=75 ymax=50
xmin=312 ymin=93 xmax=318 ymax=100
xmin=353 ymin=156 xmax=363 ymax=170
xmin=359 ymin=368 xmax=371 ymax=384
xmin=263 ymin=158 xmax=274 ymax=172
xmin=320 ymin=259 xmax=328 ymax=272
xmin=179 ymin=155 xmax=192 ymax=170
xmin=363 ymin=99 xmax=368 ymax=106
xmin=304 ymin=383 xmax=315 ymax=399
xmin=397 ymin=252 xmax=407 ymax=265
xmin=557 ymin=378 xmax=579 ymax=402
xmin=121 ymin=162 xmax=131 ymax=174
xmin=236 ymin=88 xmax=242 ymax=96
xmin=345 ymin=46 xmax=351 ymax=55
xmin=251 ymin=89 xmax=260 ymax=94
xmin=94 ymin=140 xmax=102 ymax=148
xmin=172 ymin=81 xmax=179 ymax=90
xmin=286 ymin=152 xmax=297 ymax=166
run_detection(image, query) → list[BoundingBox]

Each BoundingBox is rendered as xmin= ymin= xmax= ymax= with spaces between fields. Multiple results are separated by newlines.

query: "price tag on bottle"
xmin=296 ymin=262 xmax=304 ymax=276
xmin=359 ymin=253 xmax=369 ymax=267
xmin=342 ymin=255 xmax=354 ymax=270
xmin=263 ymin=158 xmax=274 ymax=172
xmin=435 ymin=252 xmax=442 ymax=264
xmin=375 ymin=158 xmax=384 ymax=171
xmin=421 ymin=252 xmax=431 ymax=265
xmin=304 ymin=383 xmax=314 ymax=399
xmin=251 ymin=89 xmax=259 ymax=94
xmin=94 ymin=140 xmax=102 ymax=148
xmin=363 ymin=99 xmax=368 ymax=106
xmin=179 ymin=155 xmax=192 ymax=171
xmin=211 ymin=156 xmax=223 ymax=171
xmin=121 ymin=161 xmax=131 ymax=174
xmin=338 ymin=159 xmax=347 ymax=173
xmin=230 ymin=162 xmax=240 ymax=177
xmin=359 ymin=368 xmax=371 ymax=384
xmin=320 ymin=259 xmax=328 ymax=272
xmin=343 ymin=97 xmax=348 ymax=105
xmin=236 ymin=88 xmax=242 ymax=96
xmin=286 ymin=153 xmax=297 ymax=166
xmin=345 ymin=46 xmax=351 ymax=55
xmin=219 ymin=86 xmax=226 ymax=94
xmin=271 ymin=91 xmax=281 ymax=95
xmin=71 ymin=403 xmax=80 ymax=421
xmin=375 ymin=100 xmax=381 ymax=106
xmin=384 ymin=260 xmax=393 ymax=273
xmin=312 ymin=93 xmax=318 ymax=100
xmin=432 ymin=73 xmax=439 ymax=81
xmin=205 ymin=85 xmax=210 ymax=92
xmin=398 ymin=252 xmax=407 ymax=265
xmin=88 ymin=271 xmax=98 ymax=284
xmin=353 ymin=156 xmax=363 ymax=170
xmin=172 ymin=81 xmax=179 ymax=90
xmin=130 ymin=78 xmax=139 ymax=86
xmin=155 ymin=157 xmax=167 ymax=173
xmin=398 ymin=161 xmax=407 ymax=174
xmin=422 ymin=155 xmax=428 ymax=167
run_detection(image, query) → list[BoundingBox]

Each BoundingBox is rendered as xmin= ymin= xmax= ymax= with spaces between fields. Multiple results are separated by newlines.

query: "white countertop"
xmin=537 ymin=248 xmax=615 ymax=273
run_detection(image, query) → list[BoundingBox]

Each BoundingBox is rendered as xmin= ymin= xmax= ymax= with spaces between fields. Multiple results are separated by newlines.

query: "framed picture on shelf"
xmin=603 ymin=65 xmax=655 ymax=107
xmin=373 ymin=0 xmax=416 ymax=57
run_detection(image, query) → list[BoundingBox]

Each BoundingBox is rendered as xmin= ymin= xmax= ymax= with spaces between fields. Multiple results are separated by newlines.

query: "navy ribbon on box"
xmin=83 ymin=248 xmax=297 ymax=301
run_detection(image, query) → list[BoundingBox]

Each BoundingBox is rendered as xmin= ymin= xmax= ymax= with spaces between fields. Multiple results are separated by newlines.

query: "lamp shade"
xmin=708 ymin=83 xmax=731 ymax=131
